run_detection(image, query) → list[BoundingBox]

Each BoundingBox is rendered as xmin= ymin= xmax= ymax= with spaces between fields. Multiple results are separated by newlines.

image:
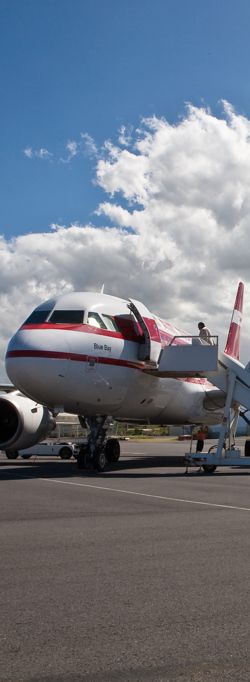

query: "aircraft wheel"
xmin=5 ymin=450 xmax=19 ymax=459
xmin=21 ymin=455 xmax=32 ymax=459
xmin=93 ymin=451 xmax=106 ymax=472
xmin=245 ymin=440 xmax=250 ymax=456
xmin=105 ymin=438 xmax=120 ymax=463
xmin=76 ymin=445 xmax=88 ymax=469
xmin=59 ymin=446 xmax=72 ymax=460
xmin=77 ymin=455 xmax=86 ymax=469
xmin=202 ymin=465 xmax=217 ymax=473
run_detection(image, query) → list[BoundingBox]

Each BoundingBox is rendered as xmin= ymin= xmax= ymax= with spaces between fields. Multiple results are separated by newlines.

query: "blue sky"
xmin=1 ymin=0 xmax=250 ymax=237
xmin=2 ymin=0 xmax=250 ymax=374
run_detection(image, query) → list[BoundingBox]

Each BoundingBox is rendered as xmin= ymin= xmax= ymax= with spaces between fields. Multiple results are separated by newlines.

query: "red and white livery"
xmin=3 ymin=282 xmax=245 ymax=470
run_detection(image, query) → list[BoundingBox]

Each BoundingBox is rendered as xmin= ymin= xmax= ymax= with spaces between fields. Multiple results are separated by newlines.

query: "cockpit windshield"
xmin=49 ymin=310 xmax=84 ymax=324
xmin=87 ymin=312 xmax=106 ymax=329
xmin=23 ymin=298 xmax=56 ymax=325
xmin=24 ymin=306 xmax=120 ymax=330
xmin=24 ymin=309 xmax=52 ymax=325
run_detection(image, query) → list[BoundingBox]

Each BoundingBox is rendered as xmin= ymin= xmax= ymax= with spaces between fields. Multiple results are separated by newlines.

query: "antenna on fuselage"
xmin=100 ymin=284 xmax=105 ymax=294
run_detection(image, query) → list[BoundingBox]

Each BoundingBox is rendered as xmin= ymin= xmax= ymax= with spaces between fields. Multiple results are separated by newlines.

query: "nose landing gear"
xmin=76 ymin=416 xmax=120 ymax=472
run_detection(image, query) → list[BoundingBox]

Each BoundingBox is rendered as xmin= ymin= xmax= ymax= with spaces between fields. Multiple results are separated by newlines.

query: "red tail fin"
xmin=224 ymin=282 xmax=244 ymax=360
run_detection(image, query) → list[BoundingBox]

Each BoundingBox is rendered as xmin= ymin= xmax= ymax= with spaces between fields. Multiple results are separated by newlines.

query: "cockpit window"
xmin=49 ymin=310 xmax=84 ymax=324
xmin=24 ymin=310 xmax=52 ymax=324
xmin=102 ymin=315 xmax=119 ymax=332
xmin=87 ymin=312 xmax=106 ymax=329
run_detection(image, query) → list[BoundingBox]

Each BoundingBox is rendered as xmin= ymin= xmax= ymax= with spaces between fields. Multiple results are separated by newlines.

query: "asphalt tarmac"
xmin=1 ymin=438 xmax=250 ymax=682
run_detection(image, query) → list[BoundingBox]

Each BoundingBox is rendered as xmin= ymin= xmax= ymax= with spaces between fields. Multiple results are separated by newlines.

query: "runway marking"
xmin=41 ymin=478 xmax=250 ymax=512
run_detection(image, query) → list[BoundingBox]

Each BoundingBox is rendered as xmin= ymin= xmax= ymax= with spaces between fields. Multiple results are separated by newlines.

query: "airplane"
xmin=1 ymin=281 xmax=245 ymax=471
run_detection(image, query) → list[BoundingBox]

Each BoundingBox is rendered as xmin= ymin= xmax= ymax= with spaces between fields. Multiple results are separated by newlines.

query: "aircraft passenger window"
xmin=49 ymin=310 xmax=84 ymax=324
xmin=102 ymin=315 xmax=119 ymax=332
xmin=87 ymin=313 xmax=106 ymax=329
xmin=24 ymin=310 xmax=52 ymax=324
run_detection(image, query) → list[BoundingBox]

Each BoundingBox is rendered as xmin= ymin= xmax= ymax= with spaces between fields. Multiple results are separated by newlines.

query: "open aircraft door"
xmin=128 ymin=299 xmax=162 ymax=366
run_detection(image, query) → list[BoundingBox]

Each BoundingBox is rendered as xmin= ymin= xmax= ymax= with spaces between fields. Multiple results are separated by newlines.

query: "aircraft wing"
xmin=0 ymin=383 xmax=15 ymax=393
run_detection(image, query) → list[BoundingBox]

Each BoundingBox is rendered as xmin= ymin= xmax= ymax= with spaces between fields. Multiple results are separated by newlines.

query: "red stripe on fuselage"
xmin=6 ymin=349 xmax=143 ymax=370
xmin=20 ymin=322 xmax=143 ymax=343
xmin=6 ymin=349 xmax=211 ymax=385
xmin=21 ymin=323 xmax=123 ymax=338
xmin=20 ymin=322 xmax=188 ymax=349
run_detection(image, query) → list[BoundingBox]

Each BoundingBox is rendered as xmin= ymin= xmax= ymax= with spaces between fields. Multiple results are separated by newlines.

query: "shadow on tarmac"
xmin=1 ymin=455 xmax=250 ymax=481
xmin=0 ymin=455 xmax=186 ymax=481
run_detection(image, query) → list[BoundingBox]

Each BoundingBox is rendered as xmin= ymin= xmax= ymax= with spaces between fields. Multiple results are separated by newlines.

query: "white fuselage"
xmin=5 ymin=291 xmax=223 ymax=425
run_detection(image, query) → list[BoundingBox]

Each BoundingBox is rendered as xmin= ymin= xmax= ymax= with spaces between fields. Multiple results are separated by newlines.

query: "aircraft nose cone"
xmin=5 ymin=328 xmax=37 ymax=390
xmin=5 ymin=327 xmax=69 ymax=402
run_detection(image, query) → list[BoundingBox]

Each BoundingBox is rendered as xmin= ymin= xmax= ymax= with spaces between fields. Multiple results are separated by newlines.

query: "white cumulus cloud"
xmin=3 ymin=101 xmax=250 ymax=380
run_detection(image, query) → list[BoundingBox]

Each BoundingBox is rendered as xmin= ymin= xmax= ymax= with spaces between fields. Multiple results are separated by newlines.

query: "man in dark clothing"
xmin=196 ymin=427 xmax=206 ymax=453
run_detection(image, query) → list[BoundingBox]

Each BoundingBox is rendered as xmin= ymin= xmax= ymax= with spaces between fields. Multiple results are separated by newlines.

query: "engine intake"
xmin=0 ymin=392 xmax=55 ymax=451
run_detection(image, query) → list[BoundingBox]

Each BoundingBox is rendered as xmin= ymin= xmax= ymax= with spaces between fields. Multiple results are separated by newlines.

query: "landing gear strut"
xmin=77 ymin=416 xmax=120 ymax=472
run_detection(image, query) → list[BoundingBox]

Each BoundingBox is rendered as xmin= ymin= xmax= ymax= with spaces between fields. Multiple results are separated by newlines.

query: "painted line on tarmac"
xmin=41 ymin=478 xmax=250 ymax=512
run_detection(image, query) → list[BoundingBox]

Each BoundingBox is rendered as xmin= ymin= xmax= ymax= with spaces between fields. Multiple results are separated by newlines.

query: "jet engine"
xmin=0 ymin=392 xmax=55 ymax=452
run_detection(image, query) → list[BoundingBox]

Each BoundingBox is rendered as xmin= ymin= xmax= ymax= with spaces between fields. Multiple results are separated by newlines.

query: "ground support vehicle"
xmin=5 ymin=441 xmax=79 ymax=460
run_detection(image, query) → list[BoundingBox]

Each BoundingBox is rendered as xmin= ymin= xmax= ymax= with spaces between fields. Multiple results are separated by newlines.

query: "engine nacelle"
xmin=0 ymin=392 xmax=55 ymax=451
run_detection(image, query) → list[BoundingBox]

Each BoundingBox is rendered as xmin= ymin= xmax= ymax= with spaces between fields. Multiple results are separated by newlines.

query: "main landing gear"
xmin=76 ymin=416 xmax=120 ymax=473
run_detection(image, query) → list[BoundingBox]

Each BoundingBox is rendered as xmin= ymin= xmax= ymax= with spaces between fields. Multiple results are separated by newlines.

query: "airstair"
xmin=129 ymin=287 xmax=250 ymax=471
xmin=144 ymin=334 xmax=250 ymax=472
